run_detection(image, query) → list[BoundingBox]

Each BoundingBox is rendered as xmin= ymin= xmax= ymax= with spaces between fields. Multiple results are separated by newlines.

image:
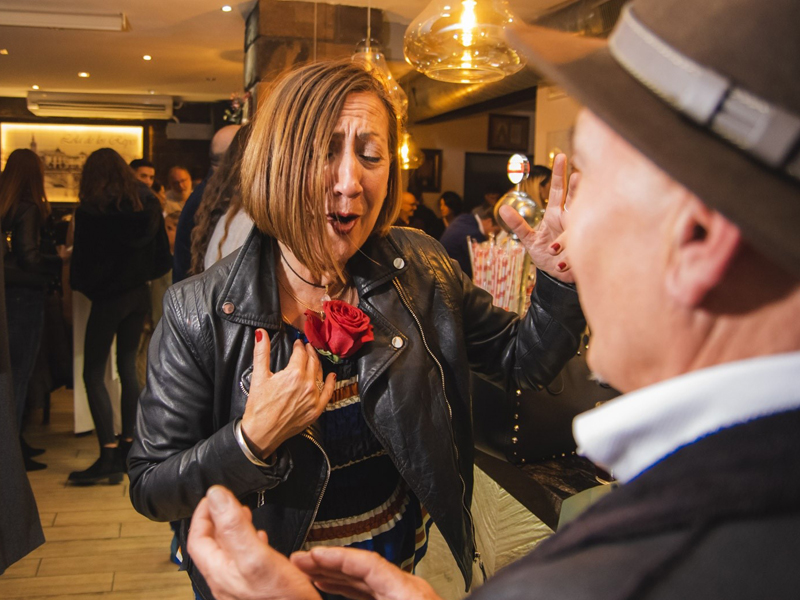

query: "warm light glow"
xmin=398 ymin=130 xmax=424 ymax=170
xmin=143 ymin=55 xmax=152 ymax=61
xmin=221 ymin=5 xmax=233 ymax=12
xmin=460 ymin=0 xmax=477 ymax=47
xmin=78 ymin=72 xmax=90 ymax=78
xmin=0 ymin=123 xmax=144 ymax=201
xmin=148 ymin=89 xmax=156 ymax=95
xmin=31 ymin=84 xmax=39 ymax=90
xmin=0 ymin=49 xmax=8 ymax=55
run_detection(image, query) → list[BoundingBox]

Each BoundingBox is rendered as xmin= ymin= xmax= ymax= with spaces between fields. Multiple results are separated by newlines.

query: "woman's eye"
xmin=361 ymin=154 xmax=381 ymax=164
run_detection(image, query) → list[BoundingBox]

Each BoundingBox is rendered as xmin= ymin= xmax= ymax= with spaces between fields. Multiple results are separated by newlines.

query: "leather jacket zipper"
xmin=392 ymin=278 xmax=485 ymax=581
xmin=301 ymin=431 xmax=331 ymax=545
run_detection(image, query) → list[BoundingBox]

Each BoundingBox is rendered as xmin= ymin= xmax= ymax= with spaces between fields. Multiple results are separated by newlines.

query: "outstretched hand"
xmin=498 ymin=153 xmax=579 ymax=283
xmin=291 ymin=546 xmax=442 ymax=600
xmin=187 ymin=486 xmax=321 ymax=600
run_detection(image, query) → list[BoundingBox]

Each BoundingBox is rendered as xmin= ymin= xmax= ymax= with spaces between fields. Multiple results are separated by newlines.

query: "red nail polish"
xmin=255 ymin=330 xmax=263 ymax=343
xmin=551 ymin=243 xmax=561 ymax=252
xmin=557 ymin=262 xmax=567 ymax=271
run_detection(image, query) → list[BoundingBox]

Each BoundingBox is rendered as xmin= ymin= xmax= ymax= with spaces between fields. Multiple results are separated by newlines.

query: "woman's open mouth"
xmin=328 ymin=212 xmax=359 ymax=235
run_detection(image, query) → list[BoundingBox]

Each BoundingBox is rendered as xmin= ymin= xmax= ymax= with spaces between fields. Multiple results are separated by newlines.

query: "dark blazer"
xmin=439 ymin=213 xmax=484 ymax=279
xmin=70 ymin=187 xmax=171 ymax=301
xmin=3 ymin=196 xmax=61 ymax=289
xmin=0 ymin=220 xmax=44 ymax=574
xmin=128 ymin=227 xmax=585 ymax=598
xmin=469 ymin=407 xmax=800 ymax=600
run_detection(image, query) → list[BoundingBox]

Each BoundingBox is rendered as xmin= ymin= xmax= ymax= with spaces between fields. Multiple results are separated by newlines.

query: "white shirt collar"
xmin=474 ymin=213 xmax=486 ymax=236
xmin=573 ymin=352 xmax=800 ymax=483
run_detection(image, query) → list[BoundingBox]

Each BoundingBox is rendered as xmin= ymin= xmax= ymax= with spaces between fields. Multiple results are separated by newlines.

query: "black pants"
xmin=83 ymin=284 xmax=149 ymax=447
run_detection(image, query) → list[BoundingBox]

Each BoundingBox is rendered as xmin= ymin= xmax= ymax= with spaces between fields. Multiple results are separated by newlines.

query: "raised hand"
xmin=188 ymin=486 xmax=320 ymax=600
xmin=498 ymin=153 xmax=579 ymax=283
xmin=240 ymin=330 xmax=336 ymax=459
xmin=291 ymin=546 xmax=442 ymax=600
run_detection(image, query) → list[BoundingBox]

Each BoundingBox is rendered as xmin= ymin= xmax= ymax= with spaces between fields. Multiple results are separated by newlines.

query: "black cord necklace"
xmin=278 ymin=246 xmax=326 ymax=289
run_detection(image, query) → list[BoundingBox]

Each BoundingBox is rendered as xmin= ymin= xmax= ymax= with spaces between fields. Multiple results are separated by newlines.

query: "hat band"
xmin=608 ymin=5 xmax=800 ymax=183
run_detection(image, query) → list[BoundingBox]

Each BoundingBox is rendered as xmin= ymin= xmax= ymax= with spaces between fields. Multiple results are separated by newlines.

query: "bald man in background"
xmin=172 ymin=124 xmax=240 ymax=283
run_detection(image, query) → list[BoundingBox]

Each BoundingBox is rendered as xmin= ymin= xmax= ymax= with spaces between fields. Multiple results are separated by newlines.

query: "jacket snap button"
xmin=393 ymin=258 xmax=405 ymax=269
xmin=222 ymin=302 xmax=235 ymax=315
xmin=391 ymin=336 xmax=404 ymax=349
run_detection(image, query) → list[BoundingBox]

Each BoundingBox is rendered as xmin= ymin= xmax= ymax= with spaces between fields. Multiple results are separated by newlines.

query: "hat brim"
xmin=508 ymin=23 xmax=800 ymax=278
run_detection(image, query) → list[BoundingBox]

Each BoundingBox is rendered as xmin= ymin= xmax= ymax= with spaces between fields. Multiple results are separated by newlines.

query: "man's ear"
xmin=665 ymin=195 xmax=742 ymax=307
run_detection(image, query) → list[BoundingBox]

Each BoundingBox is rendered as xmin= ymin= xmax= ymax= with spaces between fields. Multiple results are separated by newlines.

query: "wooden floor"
xmin=0 ymin=387 xmax=194 ymax=600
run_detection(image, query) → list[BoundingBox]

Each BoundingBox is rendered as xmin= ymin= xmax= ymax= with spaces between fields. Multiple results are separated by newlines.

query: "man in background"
xmin=129 ymin=158 xmax=156 ymax=188
xmin=172 ymin=124 xmax=240 ymax=283
xmin=164 ymin=166 xmax=193 ymax=215
xmin=183 ymin=0 xmax=800 ymax=598
xmin=439 ymin=204 xmax=500 ymax=279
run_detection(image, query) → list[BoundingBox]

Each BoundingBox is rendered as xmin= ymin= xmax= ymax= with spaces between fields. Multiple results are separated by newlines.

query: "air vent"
xmin=27 ymin=91 xmax=174 ymax=120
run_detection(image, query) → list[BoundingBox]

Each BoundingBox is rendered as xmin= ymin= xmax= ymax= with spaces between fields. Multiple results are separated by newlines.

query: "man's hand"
xmin=499 ymin=153 xmax=579 ymax=283
xmin=187 ymin=486 xmax=321 ymax=600
xmin=291 ymin=546 xmax=442 ymax=600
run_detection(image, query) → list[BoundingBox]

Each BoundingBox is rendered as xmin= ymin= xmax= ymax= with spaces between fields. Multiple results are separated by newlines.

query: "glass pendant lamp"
xmin=399 ymin=129 xmax=424 ymax=170
xmin=404 ymin=0 xmax=526 ymax=84
xmin=352 ymin=39 xmax=409 ymax=118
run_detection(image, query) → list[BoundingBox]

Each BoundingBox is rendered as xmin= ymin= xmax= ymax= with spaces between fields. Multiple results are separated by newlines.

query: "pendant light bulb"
xmin=352 ymin=39 xmax=409 ymax=119
xmin=403 ymin=0 xmax=525 ymax=84
xmin=399 ymin=129 xmax=424 ymax=171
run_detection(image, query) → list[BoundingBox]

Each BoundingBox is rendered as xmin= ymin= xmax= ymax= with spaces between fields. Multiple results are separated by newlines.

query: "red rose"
xmin=304 ymin=300 xmax=374 ymax=363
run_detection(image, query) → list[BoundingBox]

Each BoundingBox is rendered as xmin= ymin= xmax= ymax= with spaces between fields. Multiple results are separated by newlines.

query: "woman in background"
xmin=69 ymin=148 xmax=171 ymax=484
xmin=520 ymin=165 xmax=552 ymax=211
xmin=438 ymin=190 xmax=463 ymax=228
xmin=189 ymin=125 xmax=251 ymax=275
xmin=1 ymin=149 xmax=63 ymax=471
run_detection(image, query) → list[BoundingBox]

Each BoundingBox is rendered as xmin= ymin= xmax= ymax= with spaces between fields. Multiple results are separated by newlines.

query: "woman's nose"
xmin=332 ymin=149 xmax=363 ymax=198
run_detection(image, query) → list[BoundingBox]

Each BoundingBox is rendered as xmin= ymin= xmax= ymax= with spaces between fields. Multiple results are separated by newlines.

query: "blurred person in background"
xmin=1 ymin=149 xmax=64 ymax=471
xmin=68 ymin=148 xmax=171 ymax=485
xmin=438 ymin=190 xmax=463 ymax=228
xmin=164 ymin=165 xmax=193 ymax=214
xmin=129 ymin=158 xmax=156 ymax=188
xmin=439 ymin=204 xmax=501 ymax=279
xmin=519 ymin=165 xmax=552 ymax=211
xmin=173 ymin=124 xmax=241 ymax=283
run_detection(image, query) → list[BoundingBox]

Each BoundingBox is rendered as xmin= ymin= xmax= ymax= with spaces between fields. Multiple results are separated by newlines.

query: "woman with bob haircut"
xmin=129 ymin=60 xmax=583 ymax=599
xmin=69 ymin=148 xmax=171 ymax=485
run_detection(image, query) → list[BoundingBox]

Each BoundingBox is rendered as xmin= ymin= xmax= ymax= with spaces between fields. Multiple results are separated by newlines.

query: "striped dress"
xmin=285 ymin=326 xmax=433 ymax=574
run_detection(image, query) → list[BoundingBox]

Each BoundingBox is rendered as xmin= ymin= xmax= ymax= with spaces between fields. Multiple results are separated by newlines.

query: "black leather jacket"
xmin=129 ymin=227 xmax=584 ymax=595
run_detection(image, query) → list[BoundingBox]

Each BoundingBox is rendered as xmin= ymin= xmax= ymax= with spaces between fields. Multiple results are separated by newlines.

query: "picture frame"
xmin=487 ymin=114 xmax=530 ymax=152
xmin=410 ymin=148 xmax=442 ymax=193
xmin=0 ymin=123 xmax=144 ymax=203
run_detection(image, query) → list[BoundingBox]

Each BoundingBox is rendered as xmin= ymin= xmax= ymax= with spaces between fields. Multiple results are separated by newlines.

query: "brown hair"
xmin=79 ymin=148 xmax=143 ymax=212
xmin=0 ymin=149 xmax=49 ymax=221
xmin=190 ymin=125 xmax=251 ymax=275
xmin=240 ymin=60 xmax=401 ymax=282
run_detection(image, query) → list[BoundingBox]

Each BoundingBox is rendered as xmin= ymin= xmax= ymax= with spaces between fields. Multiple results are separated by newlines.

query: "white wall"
xmin=408 ymin=107 xmax=536 ymax=211
xmin=533 ymin=85 xmax=582 ymax=166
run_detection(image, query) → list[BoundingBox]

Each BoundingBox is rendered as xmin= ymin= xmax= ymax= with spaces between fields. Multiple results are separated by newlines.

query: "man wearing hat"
xmin=180 ymin=0 xmax=800 ymax=597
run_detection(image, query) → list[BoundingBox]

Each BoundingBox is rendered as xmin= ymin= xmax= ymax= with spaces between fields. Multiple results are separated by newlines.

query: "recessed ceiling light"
xmin=31 ymin=84 xmax=39 ymax=90
xmin=143 ymin=54 xmax=152 ymax=61
xmin=0 ymin=48 xmax=8 ymax=55
xmin=148 ymin=89 xmax=155 ymax=95
xmin=221 ymin=5 xmax=232 ymax=12
xmin=78 ymin=72 xmax=90 ymax=78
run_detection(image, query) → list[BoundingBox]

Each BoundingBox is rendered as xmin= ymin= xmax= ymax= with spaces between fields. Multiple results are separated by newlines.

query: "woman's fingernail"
xmin=551 ymin=242 xmax=561 ymax=252
xmin=557 ymin=262 xmax=567 ymax=271
xmin=255 ymin=330 xmax=263 ymax=343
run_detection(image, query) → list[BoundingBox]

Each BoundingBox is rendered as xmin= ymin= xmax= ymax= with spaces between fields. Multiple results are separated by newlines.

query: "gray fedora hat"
xmin=508 ymin=0 xmax=800 ymax=277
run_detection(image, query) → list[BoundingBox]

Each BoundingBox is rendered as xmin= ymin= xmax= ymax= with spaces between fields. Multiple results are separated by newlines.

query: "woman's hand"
xmin=499 ymin=153 xmax=578 ymax=283
xmin=240 ymin=330 xmax=336 ymax=458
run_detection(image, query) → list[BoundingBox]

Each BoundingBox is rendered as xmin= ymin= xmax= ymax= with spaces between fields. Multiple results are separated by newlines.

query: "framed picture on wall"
xmin=410 ymin=148 xmax=442 ymax=193
xmin=487 ymin=114 xmax=530 ymax=152
xmin=0 ymin=123 xmax=144 ymax=203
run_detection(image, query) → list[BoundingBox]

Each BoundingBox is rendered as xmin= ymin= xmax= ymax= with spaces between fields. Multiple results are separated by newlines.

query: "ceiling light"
xmin=78 ymin=72 xmax=90 ymax=78
xmin=0 ymin=9 xmax=129 ymax=32
xmin=404 ymin=0 xmax=525 ymax=84
xmin=32 ymin=84 xmax=39 ymax=90
xmin=143 ymin=55 xmax=152 ymax=61
xmin=221 ymin=5 xmax=233 ymax=12
xmin=148 ymin=90 xmax=156 ymax=95
xmin=0 ymin=49 xmax=8 ymax=55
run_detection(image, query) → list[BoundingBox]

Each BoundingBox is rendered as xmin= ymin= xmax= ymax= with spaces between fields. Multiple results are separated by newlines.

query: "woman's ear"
xmin=665 ymin=194 xmax=742 ymax=307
